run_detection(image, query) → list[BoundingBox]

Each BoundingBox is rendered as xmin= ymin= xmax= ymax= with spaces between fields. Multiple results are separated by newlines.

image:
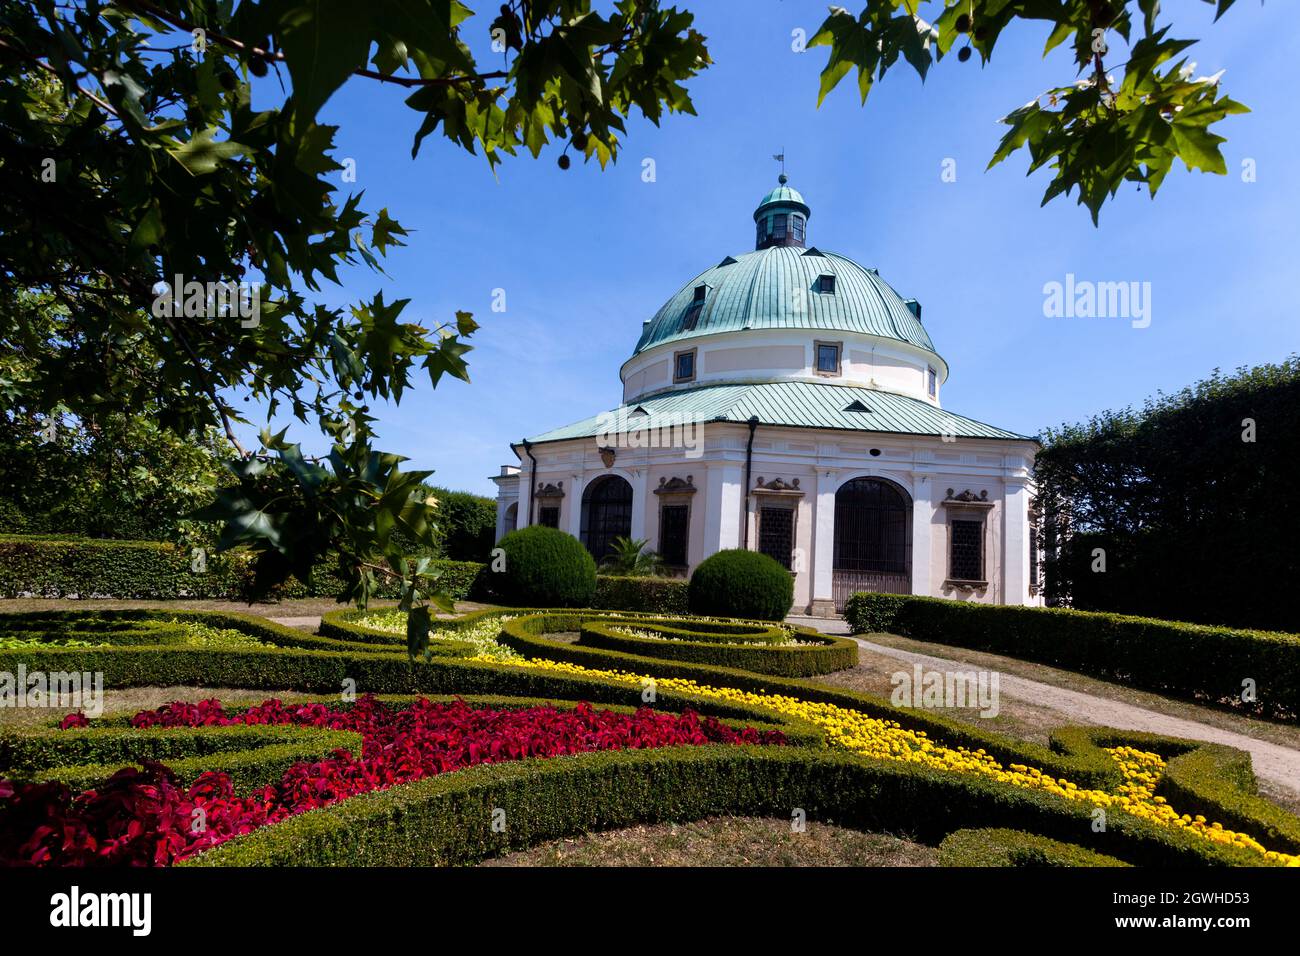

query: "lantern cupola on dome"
xmin=753 ymin=174 xmax=810 ymax=250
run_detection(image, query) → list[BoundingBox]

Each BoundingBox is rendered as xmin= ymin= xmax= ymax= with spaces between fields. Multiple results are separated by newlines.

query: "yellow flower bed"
xmin=473 ymin=652 xmax=1300 ymax=866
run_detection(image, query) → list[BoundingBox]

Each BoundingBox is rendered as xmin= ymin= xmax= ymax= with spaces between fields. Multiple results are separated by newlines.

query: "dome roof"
xmin=631 ymin=245 xmax=937 ymax=357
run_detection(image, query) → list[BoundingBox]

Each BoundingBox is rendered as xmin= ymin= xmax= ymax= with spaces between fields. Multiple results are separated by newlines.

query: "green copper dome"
xmin=631 ymin=245 xmax=937 ymax=357
xmin=633 ymin=180 xmax=935 ymax=358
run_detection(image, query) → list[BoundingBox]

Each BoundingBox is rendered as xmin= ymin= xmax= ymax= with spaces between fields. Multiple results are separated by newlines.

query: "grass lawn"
xmin=480 ymin=817 xmax=938 ymax=867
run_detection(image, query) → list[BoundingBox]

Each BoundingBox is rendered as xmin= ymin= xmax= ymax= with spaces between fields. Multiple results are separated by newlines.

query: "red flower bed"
xmin=0 ymin=696 xmax=784 ymax=867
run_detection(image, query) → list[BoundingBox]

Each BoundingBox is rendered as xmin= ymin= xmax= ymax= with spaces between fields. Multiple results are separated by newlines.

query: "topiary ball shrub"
xmin=688 ymin=549 xmax=794 ymax=621
xmin=493 ymin=526 xmax=597 ymax=607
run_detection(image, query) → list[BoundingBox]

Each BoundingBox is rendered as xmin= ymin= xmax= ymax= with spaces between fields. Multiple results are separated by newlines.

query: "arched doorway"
xmin=832 ymin=477 xmax=912 ymax=610
xmin=502 ymin=502 xmax=518 ymax=536
xmin=581 ymin=475 xmax=633 ymax=562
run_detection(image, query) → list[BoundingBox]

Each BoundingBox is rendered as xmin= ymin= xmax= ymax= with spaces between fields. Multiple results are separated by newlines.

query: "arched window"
xmin=581 ymin=475 xmax=633 ymax=561
xmin=832 ymin=477 xmax=912 ymax=609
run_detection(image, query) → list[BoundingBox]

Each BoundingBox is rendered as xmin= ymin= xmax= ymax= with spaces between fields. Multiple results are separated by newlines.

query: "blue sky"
xmin=237 ymin=1 xmax=1300 ymax=496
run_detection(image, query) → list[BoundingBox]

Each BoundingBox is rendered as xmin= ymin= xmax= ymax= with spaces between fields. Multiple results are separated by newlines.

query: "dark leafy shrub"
xmin=842 ymin=592 xmax=908 ymax=633
xmin=492 ymin=526 xmax=596 ymax=607
xmin=425 ymin=486 xmax=497 ymax=561
xmin=594 ymin=575 xmax=688 ymax=614
xmin=688 ymin=549 xmax=793 ymax=621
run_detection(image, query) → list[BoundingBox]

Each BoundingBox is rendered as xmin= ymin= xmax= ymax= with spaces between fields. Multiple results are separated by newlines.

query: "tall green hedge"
xmin=0 ymin=535 xmax=487 ymax=602
xmin=843 ymin=592 xmax=1300 ymax=720
xmin=1036 ymin=357 xmax=1300 ymax=632
xmin=0 ymin=534 xmax=697 ymax=615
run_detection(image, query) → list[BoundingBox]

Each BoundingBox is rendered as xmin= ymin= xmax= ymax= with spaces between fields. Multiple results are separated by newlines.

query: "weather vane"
xmin=772 ymin=148 xmax=785 ymax=180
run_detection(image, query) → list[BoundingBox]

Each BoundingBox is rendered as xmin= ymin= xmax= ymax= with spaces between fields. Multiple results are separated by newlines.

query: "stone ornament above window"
xmin=942 ymin=581 xmax=989 ymax=596
xmin=754 ymin=476 xmax=804 ymax=497
xmin=534 ymin=481 xmax=565 ymax=499
xmin=942 ymin=488 xmax=994 ymax=509
xmin=654 ymin=475 xmax=697 ymax=497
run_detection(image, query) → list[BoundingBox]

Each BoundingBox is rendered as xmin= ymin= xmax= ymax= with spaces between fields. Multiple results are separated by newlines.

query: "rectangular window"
xmin=949 ymin=519 xmax=984 ymax=582
xmin=674 ymin=349 xmax=696 ymax=383
xmin=815 ymin=341 xmax=841 ymax=375
xmin=772 ymin=216 xmax=787 ymax=241
xmin=658 ymin=504 xmax=689 ymax=567
xmin=817 ymin=274 xmax=836 ymax=294
xmin=792 ymin=216 xmax=805 ymax=242
xmin=693 ymin=284 xmax=707 ymax=302
xmin=539 ymin=506 xmax=560 ymax=529
xmin=758 ymin=506 xmax=795 ymax=570
xmin=927 ymin=366 xmax=937 ymax=398
xmin=1029 ymin=522 xmax=1040 ymax=588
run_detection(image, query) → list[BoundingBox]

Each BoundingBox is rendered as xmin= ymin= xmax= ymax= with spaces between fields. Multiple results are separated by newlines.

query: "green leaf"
xmin=405 ymin=603 xmax=431 ymax=659
xmin=1169 ymin=121 xmax=1228 ymax=174
xmin=278 ymin=0 xmax=374 ymax=127
xmin=167 ymin=128 xmax=245 ymax=176
xmin=127 ymin=202 xmax=164 ymax=255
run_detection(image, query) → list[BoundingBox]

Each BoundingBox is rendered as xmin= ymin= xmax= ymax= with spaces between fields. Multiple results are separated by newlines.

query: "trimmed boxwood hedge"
xmin=1050 ymin=725 xmax=1300 ymax=854
xmin=182 ymin=744 xmax=1261 ymax=868
xmin=0 ymin=608 xmax=416 ymax=656
xmin=937 ymin=828 xmax=1131 ymax=867
xmin=2 ymin=725 xmax=362 ymax=794
xmin=593 ymin=575 xmax=689 ymax=615
xmin=2 ymin=607 xmax=1126 ymax=789
xmin=577 ymin=619 xmax=858 ymax=677
xmin=3 ymin=606 xmax=1298 ymax=867
xmin=494 ymin=611 xmax=1130 ymax=788
xmin=844 ymin=592 xmax=1300 ymax=721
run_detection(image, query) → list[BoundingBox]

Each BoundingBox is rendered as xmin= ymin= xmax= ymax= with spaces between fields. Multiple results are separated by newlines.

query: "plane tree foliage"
xmin=809 ymin=0 xmax=1248 ymax=222
xmin=0 ymin=0 xmax=709 ymax=644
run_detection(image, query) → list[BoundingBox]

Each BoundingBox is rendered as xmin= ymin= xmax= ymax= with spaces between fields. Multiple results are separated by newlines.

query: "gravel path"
xmin=841 ymin=631 xmax=1300 ymax=798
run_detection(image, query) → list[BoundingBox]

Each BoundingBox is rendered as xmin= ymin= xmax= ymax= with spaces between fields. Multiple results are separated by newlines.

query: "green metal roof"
xmin=753 ymin=182 xmax=810 ymax=219
xmin=524 ymin=381 xmax=1031 ymax=444
xmin=631 ymin=246 xmax=937 ymax=359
